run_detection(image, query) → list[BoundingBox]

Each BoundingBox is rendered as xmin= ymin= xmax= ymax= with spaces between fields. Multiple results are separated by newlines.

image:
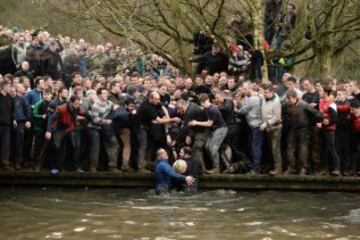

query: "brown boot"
xmin=299 ymin=168 xmax=307 ymax=176
xmin=121 ymin=165 xmax=129 ymax=172
xmin=121 ymin=165 xmax=135 ymax=173
xmin=138 ymin=168 xmax=151 ymax=174
xmin=0 ymin=164 xmax=13 ymax=171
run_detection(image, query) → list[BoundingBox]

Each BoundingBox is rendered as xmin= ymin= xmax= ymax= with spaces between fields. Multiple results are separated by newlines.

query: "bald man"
xmin=137 ymin=91 xmax=181 ymax=172
xmin=14 ymin=61 xmax=34 ymax=88
xmin=155 ymin=148 xmax=195 ymax=194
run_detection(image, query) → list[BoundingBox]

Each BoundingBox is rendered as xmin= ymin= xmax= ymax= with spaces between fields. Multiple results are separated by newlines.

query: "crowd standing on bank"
xmin=0 ymin=25 xmax=359 ymax=190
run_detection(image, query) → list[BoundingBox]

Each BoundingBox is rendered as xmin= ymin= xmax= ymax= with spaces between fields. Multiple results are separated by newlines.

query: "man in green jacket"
xmin=32 ymin=89 xmax=53 ymax=170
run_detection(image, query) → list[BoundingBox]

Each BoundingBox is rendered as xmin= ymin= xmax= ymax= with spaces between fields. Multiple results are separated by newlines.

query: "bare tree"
xmin=268 ymin=0 xmax=360 ymax=79
xmin=51 ymin=0 xmax=360 ymax=80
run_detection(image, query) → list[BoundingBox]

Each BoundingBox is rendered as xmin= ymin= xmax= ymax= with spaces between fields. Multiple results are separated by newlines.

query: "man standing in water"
xmin=155 ymin=148 xmax=195 ymax=195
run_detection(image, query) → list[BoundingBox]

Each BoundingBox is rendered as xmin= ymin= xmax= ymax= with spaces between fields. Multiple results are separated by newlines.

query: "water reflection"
xmin=0 ymin=188 xmax=360 ymax=239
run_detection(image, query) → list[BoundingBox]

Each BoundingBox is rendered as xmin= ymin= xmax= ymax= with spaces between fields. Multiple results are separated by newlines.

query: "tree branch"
xmin=211 ymin=0 xmax=225 ymax=31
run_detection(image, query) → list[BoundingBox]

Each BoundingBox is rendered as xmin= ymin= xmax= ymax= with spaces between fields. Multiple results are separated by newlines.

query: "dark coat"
xmin=194 ymin=51 xmax=229 ymax=75
xmin=42 ymin=50 xmax=63 ymax=80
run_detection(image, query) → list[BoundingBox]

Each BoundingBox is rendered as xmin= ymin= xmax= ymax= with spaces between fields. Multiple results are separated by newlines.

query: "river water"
xmin=0 ymin=188 xmax=360 ymax=240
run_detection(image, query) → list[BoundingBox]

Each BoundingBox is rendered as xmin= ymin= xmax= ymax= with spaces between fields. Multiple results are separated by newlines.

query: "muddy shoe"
xmin=269 ymin=170 xmax=279 ymax=175
xmin=246 ymin=170 xmax=257 ymax=175
xmin=75 ymin=167 xmax=85 ymax=173
xmin=331 ymin=170 xmax=340 ymax=176
xmin=205 ymin=168 xmax=219 ymax=174
xmin=223 ymin=166 xmax=235 ymax=174
xmin=14 ymin=164 xmax=22 ymax=171
xmin=317 ymin=170 xmax=329 ymax=176
xmin=138 ymin=168 xmax=151 ymax=174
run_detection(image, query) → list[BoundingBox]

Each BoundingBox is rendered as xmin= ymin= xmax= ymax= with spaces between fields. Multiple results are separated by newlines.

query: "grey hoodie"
xmin=261 ymin=94 xmax=282 ymax=130
xmin=235 ymin=95 xmax=262 ymax=128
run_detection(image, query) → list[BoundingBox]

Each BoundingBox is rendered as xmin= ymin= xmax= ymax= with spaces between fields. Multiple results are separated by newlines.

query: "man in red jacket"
xmin=351 ymin=101 xmax=360 ymax=175
xmin=45 ymin=96 xmax=86 ymax=174
xmin=317 ymin=89 xmax=341 ymax=176
xmin=335 ymin=89 xmax=352 ymax=175
xmin=337 ymin=99 xmax=360 ymax=175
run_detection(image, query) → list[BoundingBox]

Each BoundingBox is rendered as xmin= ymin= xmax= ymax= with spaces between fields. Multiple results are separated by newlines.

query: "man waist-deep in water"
xmin=155 ymin=148 xmax=195 ymax=195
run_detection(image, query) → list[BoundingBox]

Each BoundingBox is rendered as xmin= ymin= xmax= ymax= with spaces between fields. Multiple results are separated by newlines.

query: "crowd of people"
xmin=0 ymin=26 xmax=359 ymax=192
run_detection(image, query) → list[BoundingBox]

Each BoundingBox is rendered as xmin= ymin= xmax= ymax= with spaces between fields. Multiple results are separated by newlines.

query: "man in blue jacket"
xmin=155 ymin=148 xmax=195 ymax=195
xmin=25 ymin=77 xmax=46 ymax=108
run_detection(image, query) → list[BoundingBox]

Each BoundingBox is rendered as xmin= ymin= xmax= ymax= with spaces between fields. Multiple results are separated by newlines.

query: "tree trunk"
xmin=311 ymin=0 xmax=338 ymax=80
xmin=175 ymin=38 xmax=193 ymax=76
xmin=315 ymin=46 xmax=332 ymax=80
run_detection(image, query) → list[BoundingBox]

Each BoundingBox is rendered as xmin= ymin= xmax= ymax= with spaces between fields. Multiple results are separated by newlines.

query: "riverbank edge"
xmin=1 ymin=171 xmax=360 ymax=192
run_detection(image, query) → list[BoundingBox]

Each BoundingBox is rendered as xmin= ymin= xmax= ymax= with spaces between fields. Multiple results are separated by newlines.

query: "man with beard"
xmin=111 ymin=98 xmax=137 ymax=172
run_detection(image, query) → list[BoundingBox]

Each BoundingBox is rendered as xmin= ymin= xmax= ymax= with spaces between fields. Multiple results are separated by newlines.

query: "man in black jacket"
xmin=302 ymin=78 xmax=321 ymax=173
xmin=0 ymin=81 xmax=16 ymax=170
xmin=14 ymin=61 xmax=34 ymax=88
xmin=176 ymin=97 xmax=209 ymax=170
xmin=188 ymin=94 xmax=228 ymax=174
xmin=192 ymin=29 xmax=214 ymax=56
xmin=335 ymin=89 xmax=352 ymax=175
xmin=191 ymin=43 xmax=229 ymax=75
xmin=137 ymin=91 xmax=181 ymax=172
xmin=42 ymin=41 xmax=63 ymax=80
xmin=179 ymin=146 xmax=202 ymax=192
xmin=12 ymin=83 xmax=32 ymax=170
xmin=214 ymin=91 xmax=238 ymax=171
xmin=26 ymin=36 xmax=44 ymax=77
